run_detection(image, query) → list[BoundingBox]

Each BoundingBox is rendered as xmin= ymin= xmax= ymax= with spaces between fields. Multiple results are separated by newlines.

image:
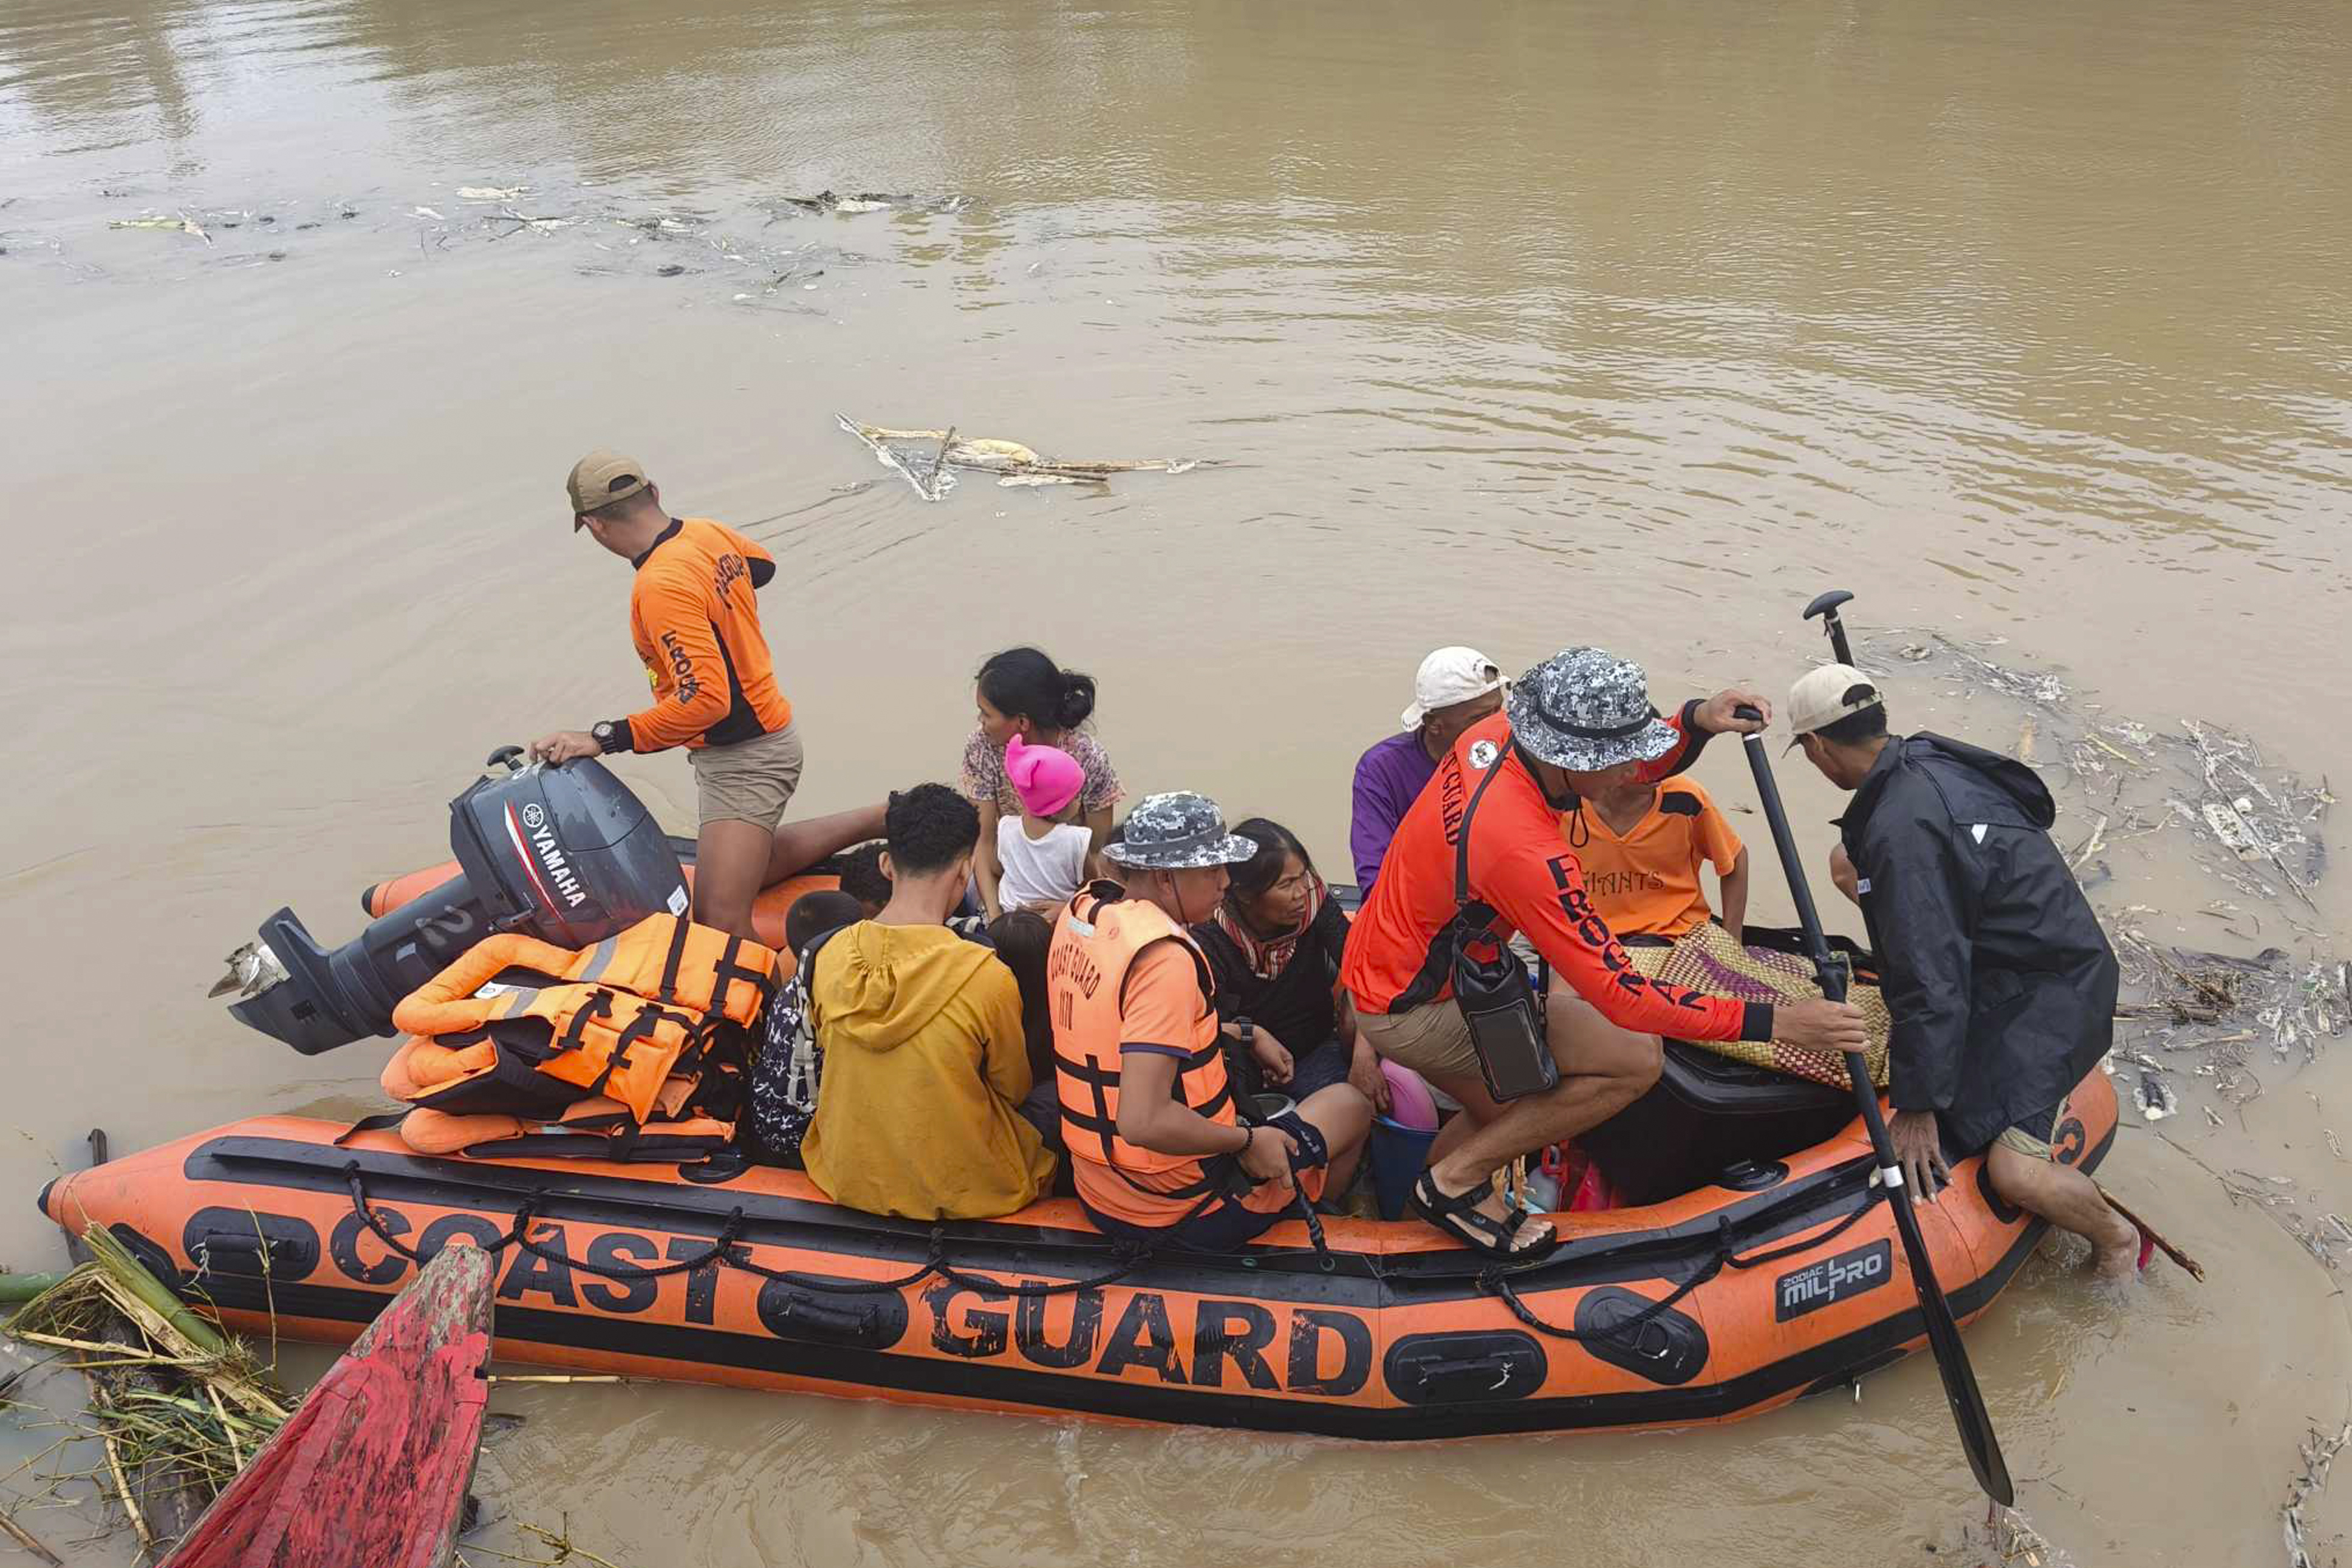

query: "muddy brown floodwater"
xmin=5 ymin=0 xmax=2350 ymax=1563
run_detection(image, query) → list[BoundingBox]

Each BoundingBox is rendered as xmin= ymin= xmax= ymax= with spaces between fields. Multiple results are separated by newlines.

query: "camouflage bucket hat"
xmin=1104 ymin=792 xmax=1259 ymax=871
xmin=1504 ymin=646 xmax=1681 ymax=772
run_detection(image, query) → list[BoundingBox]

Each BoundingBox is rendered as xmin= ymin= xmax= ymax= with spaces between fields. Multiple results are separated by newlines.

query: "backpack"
xmin=744 ymin=924 xmax=852 ymax=1162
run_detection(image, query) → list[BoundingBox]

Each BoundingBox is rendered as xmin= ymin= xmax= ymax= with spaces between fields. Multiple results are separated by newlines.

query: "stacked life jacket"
xmin=1049 ymin=885 xmax=1236 ymax=1204
xmin=380 ymin=913 xmax=776 ymax=1161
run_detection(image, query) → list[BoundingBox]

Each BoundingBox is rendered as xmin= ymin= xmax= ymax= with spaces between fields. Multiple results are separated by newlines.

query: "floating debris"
xmin=2285 ymin=1419 xmax=2351 ymax=1568
xmin=412 ymin=205 xmax=445 ymax=220
xmin=485 ymin=205 xmax=575 ymax=238
xmin=776 ymin=190 xmax=967 ymax=217
xmin=109 ymin=214 xmax=210 ymax=244
xmin=1954 ymin=1502 xmax=2074 ymax=1567
xmin=2133 ymin=1072 xmax=2179 ymax=1122
xmin=1861 ymin=627 xmax=2342 ymax=1167
xmin=836 ymin=418 xmax=1214 ymax=500
xmin=7 ymin=1224 xmax=290 ymax=1552
xmin=457 ymin=185 xmax=525 ymax=202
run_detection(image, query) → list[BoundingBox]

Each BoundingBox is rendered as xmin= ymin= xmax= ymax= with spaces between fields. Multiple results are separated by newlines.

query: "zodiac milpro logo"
xmin=1773 ymin=1239 xmax=1892 ymax=1321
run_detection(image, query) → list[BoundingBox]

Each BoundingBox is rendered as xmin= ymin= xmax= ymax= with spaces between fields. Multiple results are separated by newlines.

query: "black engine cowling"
xmin=229 ymin=755 xmax=689 ymax=1054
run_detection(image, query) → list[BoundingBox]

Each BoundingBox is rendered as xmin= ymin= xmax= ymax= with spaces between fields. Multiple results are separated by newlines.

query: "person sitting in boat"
xmin=837 ymin=840 xmax=891 ymax=919
xmin=965 ymin=649 xmax=1123 ymax=918
xmin=530 ymin=451 xmax=879 ymax=941
xmin=1350 ymin=647 xmax=1508 ymax=893
xmin=1571 ymin=772 xmax=1749 ymax=944
xmin=1788 ymin=666 xmax=2142 ymax=1278
xmin=800 ymin=785 xmax=1055 ymax=1220
xmin=997 ymin=737 xmax=1094 ymax=912
xmin=1050 ymin=793 xmax=1372 ymax=1251
xmin=745 ymin=888 xmax=867 ymax=1165
xmin=1192 ymin=819 xmax=1390 ymax=1192
xmin=1341 ymin=647 xmax=1868 ymax=1258
xmin=984 ymin=908 xmax=1065 ymax=1156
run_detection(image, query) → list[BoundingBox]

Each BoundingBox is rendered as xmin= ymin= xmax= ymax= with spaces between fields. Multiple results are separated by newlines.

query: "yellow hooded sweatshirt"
xmin=801 ymin=922 xmax=1055 ymax=1220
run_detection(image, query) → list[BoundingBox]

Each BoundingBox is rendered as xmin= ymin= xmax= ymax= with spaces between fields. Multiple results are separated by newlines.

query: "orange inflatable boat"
xmin=36 ymin=1062 xmax=2113 ymax=1440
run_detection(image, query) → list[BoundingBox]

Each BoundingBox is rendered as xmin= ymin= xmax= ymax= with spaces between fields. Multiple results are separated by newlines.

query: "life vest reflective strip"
xmin=390 ymin=915 xmax=774 ymax=1123
xmin=1048 ymin=887 xmax=1231 ymax=1190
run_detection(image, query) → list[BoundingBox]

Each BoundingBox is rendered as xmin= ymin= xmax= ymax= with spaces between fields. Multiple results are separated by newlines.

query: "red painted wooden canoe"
xmin=159 ymin=1244 xmax=494 ymax=1568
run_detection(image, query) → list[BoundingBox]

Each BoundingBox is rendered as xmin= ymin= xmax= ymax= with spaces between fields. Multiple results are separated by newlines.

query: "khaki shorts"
xmin=1358 ymin=1000 xmax=1481 ymax=1084
xmin=1993 ymin=1097 xmax=2068 ymax=1161
xmin=689 ymin=721 xmax=804 ymax=830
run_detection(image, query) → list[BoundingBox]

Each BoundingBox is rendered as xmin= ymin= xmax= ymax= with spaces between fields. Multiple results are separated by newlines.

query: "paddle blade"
xmin=1890 ymin=1192 xmax=2015 ymax=1506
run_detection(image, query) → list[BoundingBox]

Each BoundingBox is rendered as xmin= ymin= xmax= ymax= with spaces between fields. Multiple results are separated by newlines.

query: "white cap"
xmin=1786 ymin=663 xmax=1884 ymax=745
xmin=1402 ymin=647 xmax=1507 ymax=731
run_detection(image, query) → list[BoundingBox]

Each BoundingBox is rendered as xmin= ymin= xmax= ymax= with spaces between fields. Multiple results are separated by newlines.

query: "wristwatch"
xmin=1236 ymin=1017 xmax=1256 ymax=1048
xmin=591 ymin=720 xmax=629 ymax=755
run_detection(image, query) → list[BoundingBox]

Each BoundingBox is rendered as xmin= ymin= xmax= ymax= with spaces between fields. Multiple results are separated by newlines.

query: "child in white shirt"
xmin=997 ymin=735 xmax=1092 ymax=911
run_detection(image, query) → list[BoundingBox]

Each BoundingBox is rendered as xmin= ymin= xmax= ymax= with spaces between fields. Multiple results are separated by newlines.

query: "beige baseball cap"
xmin=1786 ymin=663 xmax=1884 ymax=748
xmin=567 ymin=451 xmax=651 ymax=527
xmin=1401 ymin=646 xmax=1508 ymax=730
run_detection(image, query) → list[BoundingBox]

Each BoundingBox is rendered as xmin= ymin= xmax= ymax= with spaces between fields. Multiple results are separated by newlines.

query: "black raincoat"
xmin=1838 ymin=733 xmax=2117 ymax=1154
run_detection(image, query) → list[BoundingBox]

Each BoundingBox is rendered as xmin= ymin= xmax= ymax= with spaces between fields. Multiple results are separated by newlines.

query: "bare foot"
xmin=2091 ymin=1218 xmax=2145 ymax=1281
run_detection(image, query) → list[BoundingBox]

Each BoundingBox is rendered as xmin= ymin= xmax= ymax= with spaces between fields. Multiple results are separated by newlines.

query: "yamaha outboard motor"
xmin=227 ymin=749 xmax=689 ymax=1054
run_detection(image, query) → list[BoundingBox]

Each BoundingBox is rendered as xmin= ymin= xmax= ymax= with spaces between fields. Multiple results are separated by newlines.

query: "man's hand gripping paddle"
xmin=1732 ymin=699 xmax=2014 ymax=1508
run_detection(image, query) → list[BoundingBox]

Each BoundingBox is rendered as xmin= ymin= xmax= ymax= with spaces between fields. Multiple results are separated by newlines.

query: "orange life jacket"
xmin=389 ymin=915 xmax=774 ymax=1123
xmin=395 ymin=1075 xmax=736 ymax=1163
xmin=1048 ymin=886 xmax=1232 ymax=1187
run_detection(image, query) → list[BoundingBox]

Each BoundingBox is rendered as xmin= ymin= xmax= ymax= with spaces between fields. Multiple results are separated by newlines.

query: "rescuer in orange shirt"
xmin=531 ymin=451 xmax=870 ymax=939
xmin=1342 ymin=647 xmax=1867 ymax=1256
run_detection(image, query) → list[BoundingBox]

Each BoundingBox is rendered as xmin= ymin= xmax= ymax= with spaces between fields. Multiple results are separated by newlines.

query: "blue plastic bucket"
xmin=1367 ymin=1114 xmax=1439 ymax=1221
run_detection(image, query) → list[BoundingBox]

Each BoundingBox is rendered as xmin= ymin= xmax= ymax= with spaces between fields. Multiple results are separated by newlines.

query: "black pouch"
xmin=1448 ymin=757 xmax=1559 ymax=1103
xmin=1454 ymin=943 xmax=1556 ymax=1101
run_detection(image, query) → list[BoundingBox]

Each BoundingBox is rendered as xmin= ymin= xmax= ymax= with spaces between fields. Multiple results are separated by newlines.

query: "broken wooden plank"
xmin=159 ymin=1245 xmax=495 ymax=1568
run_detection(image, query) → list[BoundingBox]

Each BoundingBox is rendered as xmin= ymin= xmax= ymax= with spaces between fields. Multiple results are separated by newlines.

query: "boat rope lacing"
xmin=341 ymin=1161 xmax=1873 ymax=1329
xmin=1480 ymin=1189 xmax=1879 ymax=1349
xmin=340 ymin=1160 xmax=1241 ymax=1301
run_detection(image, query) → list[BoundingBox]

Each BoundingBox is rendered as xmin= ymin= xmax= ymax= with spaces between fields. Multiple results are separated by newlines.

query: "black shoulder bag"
xmin=1449 ymin=760 xmax=1561 ymax=1102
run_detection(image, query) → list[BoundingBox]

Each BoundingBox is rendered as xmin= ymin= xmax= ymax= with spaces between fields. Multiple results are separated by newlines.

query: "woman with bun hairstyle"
xmin=962 ymin=647 xmax=1123 ymax=918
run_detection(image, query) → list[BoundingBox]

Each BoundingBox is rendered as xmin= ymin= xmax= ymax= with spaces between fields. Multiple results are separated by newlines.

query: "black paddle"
xmin=1803 ymin=588 xmax=1857 ymax=665
xmin=1732 ymin=703 xmax=2015 ymax=1508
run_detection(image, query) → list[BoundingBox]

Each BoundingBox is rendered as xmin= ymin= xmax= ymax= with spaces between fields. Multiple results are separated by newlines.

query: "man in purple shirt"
xmin=1349 ymin=647 xmax=1508 ymax=890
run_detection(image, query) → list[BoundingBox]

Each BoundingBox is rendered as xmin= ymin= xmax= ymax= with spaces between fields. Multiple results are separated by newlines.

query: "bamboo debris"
xmin=2285 ymin=1419 xmax=2351 ymax=1568
xmin=836 ymin=416 xmax=1210 ymax=499
xmin=98 ymin=1407 xmax=156 ymax=1556
xmin=5 ymin=1233 xmax=293 ymax=1555
xmin=833 ymin=415 xmax=943 ymax=500
xmin=923 ymin=425 xmax=959 ymax=497
xmin=0 ymin=1273 xmax=69 ymax=1305
xmin=79 ymin=1224 xmax=227 ymax=1362
xmin=0 ymin=1505 xmax=63 ymax=1567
